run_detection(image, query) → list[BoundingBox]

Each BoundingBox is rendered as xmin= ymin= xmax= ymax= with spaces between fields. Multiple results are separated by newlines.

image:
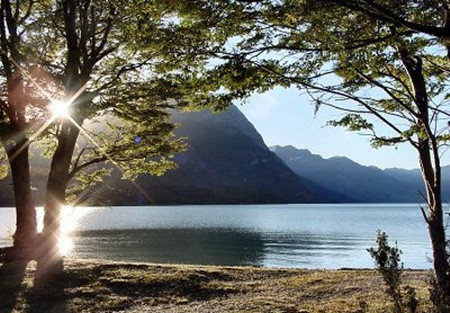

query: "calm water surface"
xmin=0 ymin=204 xmax=436 ymax=268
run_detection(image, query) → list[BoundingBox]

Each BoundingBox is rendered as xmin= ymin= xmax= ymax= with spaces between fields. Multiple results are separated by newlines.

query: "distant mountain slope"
xmin=90 ymin=106 xmax=348 ymax=205
xmin=383 ymin=166 xmax=450 ymax=201
xmin=272 ymin=145 xmax=423 ymax=203
xmin=383 ymin=167 xmax=423 ymax=193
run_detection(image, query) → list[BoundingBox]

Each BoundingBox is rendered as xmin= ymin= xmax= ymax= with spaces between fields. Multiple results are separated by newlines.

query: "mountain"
xmin=272 ymin=145 xmax=424 ymax=203
xmin=87 ymin=106 xmax=349 ymax=205
xmin=383 ymin=165 xmax=450 ymax=202
xmin=383 ymin=167 xmax=423 ymax=193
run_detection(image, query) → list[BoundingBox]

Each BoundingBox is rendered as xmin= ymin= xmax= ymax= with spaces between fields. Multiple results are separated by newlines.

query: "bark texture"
xmin=7 ymin=140 xmax=36 ymax=250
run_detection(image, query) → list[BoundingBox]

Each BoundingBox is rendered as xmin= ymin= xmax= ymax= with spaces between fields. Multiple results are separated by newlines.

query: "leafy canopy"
xmin=0 ymin=1 xmax=223 ymax=201
xmin=165 ymin=0 xmax=450 ymax=151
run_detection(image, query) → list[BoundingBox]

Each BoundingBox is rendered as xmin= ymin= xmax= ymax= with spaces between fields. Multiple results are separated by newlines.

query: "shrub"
xmin=368 ymin=231 xmax=418 ymax=313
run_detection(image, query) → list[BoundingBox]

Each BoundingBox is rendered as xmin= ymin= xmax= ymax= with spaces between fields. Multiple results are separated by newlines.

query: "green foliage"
xmin=327 ymin=114 xmax=374 ymax=132
xmin=0 ymin=1 xmax=221 ymax=203
xmin=368 ymin=231 xmax=420 ymax=313
xmin=66 ymin=168 xmax=113 ymax=205
xmin=368 ymin=231 xmax=403 ymax=294
xmin=0 ymin=149 xmax=9 ymax=180
xmin=167 ymin=0 xmax=450 ymax=151
xmin=370 ymin=136 xmax=405 ymax=149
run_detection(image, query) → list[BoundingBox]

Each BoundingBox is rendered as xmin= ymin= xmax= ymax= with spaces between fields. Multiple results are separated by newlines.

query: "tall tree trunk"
xmin=7 ymin=138 xmax=37 ymax=254
xmin=399 ymin=47 xmax=450 ymax=295
xmin=38 ymin=122 xmax=80 ymax=275
xmin=428 ymin=202 xmax=449 ymax=291
xmin=418 ymin=141 xmax=450 ymax=293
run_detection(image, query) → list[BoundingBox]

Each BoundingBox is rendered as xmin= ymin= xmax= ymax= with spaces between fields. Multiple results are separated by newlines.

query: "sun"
xmin=49 ymin=100 xmax=71 ymax=118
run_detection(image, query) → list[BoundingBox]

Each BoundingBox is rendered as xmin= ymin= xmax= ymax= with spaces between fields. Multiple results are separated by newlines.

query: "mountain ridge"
xmin=272 ymin=145 xmax=450 ymax=203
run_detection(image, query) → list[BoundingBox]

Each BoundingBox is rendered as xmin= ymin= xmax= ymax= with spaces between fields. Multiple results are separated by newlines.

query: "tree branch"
xmin=328 ymin=0 xmax=450 ymax=39
xmin=243 ymin=57 xmax=420 ymax=148
xmin=68 ymin=155 xmax=108 ymax=180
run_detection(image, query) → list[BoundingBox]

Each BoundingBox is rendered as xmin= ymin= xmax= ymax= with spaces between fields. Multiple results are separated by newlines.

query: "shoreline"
xmin=0 ymin=258 xmax=431 ymax=312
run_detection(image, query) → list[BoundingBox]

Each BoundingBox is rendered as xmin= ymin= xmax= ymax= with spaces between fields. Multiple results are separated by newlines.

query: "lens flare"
xmin=49 ymin=100 xmax=71 ymax=118
xmin=58 ymin=205 xmax=88 ymax=256
xmin=36 ymin=205 xmax=90 ymax=257
xmin=58 ymin=235 xmax=74 ymax=257
xmin=36 ymin=207 xmax=44 ymax=233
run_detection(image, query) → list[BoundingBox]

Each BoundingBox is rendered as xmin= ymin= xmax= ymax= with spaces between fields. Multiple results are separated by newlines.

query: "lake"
xmin=0 ymin=204 xmax=437 ymax=269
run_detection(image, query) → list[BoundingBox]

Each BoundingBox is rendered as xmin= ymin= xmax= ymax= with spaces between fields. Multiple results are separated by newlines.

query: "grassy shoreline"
xmin=0 ymin=259 xmax=431 ymax=313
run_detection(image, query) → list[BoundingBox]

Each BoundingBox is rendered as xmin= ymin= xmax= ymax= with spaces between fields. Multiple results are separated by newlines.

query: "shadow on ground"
xmin=0 ymin=261 xmax=27 ymax=313
xmin=0 ymin=261 xmax=238 ymax=313
xmin=52 ymin=263 xmax=238 ymax=312
xmin=26 ymin=264 xmax=68 ymax=313
xmin=0 ymin=259 xmax=434 ymax=313
xmin=0 ymin=260 xmax=69 ymax=313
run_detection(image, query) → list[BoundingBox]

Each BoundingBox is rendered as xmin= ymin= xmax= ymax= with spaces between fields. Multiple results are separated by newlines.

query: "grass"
xmin=0 ymin=259 xmax=432 ymax=313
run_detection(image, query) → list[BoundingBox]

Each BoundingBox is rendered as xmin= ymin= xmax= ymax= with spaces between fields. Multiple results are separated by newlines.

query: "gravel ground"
xmin=0 ymin=258 xmax=431 ymax=313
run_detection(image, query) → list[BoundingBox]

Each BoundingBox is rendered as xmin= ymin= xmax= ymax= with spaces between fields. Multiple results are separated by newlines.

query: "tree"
xmin=0 ymin=0 xmax=38 ymax=253
xmin=167 ymin=0 xmax=450 ymax=296
xmin=0 ymin=0 xmax=191 ymax=271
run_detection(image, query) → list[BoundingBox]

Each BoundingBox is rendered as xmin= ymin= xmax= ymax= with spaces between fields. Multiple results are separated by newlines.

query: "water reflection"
xmin=70 ymin=228 xmax=386 ymax=268
xmin=261 ymin=232 xmax=374 ymax=268
xmin=72 ymin=228 xmax=266 ymax=266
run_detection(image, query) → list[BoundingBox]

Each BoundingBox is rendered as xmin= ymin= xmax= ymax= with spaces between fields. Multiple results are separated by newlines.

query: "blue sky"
xmin=237 ymin=87 xmax=450 ymax=170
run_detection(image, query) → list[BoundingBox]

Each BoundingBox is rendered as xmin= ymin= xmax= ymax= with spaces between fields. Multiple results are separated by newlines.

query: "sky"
xmin=237 ymin=86 xmax=450 ymax=170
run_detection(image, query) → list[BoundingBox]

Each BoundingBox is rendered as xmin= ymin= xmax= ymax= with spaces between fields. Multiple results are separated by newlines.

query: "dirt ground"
xmin=0 ymin=259 xmax=431 ymax=313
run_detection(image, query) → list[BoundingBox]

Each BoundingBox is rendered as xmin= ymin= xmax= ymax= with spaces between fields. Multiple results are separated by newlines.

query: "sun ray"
xmin=7 ymin=54 xmax=55 ymax=102
xmin=66 ymin=116 xmax=156 ymax=203
xmin=49 ymin=100 xmax=71 ymax=118
xmin=0 ymin=39 xmax=88 ymax=158
xmin=6 ymin=80 xmax=87 ymax=161
xmin=4 ymin=56 xmax=86 ymax=161
xmin=36 ymin=205 xmax=92 ymax=256
xmin=7 ymin=116 xmax=57 ymax=161
xmin=48 ymin=84 xmax=86 ymax=119
xmin=66 ymin=84 xmax=87 ymax=105
xmin=10 ymin=48 xmax=156 ymax=223
xmin=0 ymin=48 xmax=157 ymax=244
xmin=0 ymin=38 xmax=158 ymax=260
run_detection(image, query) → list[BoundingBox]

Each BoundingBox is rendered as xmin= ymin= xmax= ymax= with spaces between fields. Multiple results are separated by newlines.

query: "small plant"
xmin=368 ymin=231 xmax=418 ymax=313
